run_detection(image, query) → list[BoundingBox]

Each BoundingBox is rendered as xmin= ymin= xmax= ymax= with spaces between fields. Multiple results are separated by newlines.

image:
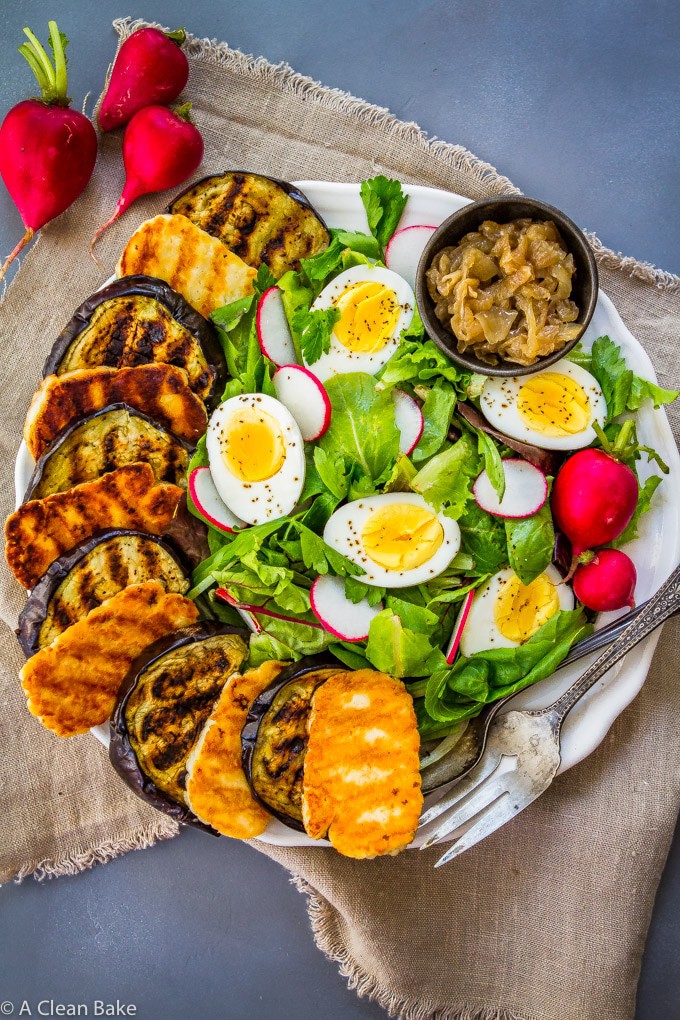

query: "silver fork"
xmin=419 ymin=562 xmax=680 ymax=867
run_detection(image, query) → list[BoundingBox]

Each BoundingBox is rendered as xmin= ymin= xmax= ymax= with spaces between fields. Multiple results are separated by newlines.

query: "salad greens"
xmin=189 ymin=174 xmax=677 ymax=745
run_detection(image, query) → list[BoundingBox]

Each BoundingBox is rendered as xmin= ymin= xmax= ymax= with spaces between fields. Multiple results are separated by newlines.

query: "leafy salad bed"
xmin=186 ymin=176 xmax=677 ymax=744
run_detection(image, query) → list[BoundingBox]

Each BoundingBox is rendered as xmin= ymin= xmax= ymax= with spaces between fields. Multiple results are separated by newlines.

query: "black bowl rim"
xmin=415 ymin=195 xmax=599 ymax=378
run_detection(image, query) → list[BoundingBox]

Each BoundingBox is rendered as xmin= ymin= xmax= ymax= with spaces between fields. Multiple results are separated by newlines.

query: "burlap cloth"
xmin=1 ymin=17 xmax=678 ymax=1020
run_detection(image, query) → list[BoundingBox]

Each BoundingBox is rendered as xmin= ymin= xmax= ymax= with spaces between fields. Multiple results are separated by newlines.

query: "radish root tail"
xmin=0 ymin=228 xmax=35 ymax=284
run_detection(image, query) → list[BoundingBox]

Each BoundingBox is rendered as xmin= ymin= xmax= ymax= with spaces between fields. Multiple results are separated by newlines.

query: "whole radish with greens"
xmin=90 ymin=103 xmax=204 ymax=253
xmin=98 ymin=26 xmax=190 ymax=131
xmin=0 ymin=21 xmax=97 ymax=283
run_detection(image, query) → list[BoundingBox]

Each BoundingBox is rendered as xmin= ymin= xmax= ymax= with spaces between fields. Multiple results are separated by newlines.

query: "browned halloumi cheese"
xmin=116 ymin=214 xmax=256 ymax=318
xmin=24 ymin=364 xmax=207 ymax=459
xmin=5 ymin=463 xmax=184 ymax=589
xmin=185 ymin=660 xmax=285 ymax=838
xmin=302 ymin=669 xmax=422 ymax=858
xmin=20 ymin=581 xmax=199 ymax=737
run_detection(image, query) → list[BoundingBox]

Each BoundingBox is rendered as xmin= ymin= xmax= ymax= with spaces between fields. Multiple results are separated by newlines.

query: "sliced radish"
xmin=473 ymin=459 xmax=548 ymax=519
xmin=256 ymin=287 xmax=297 ymax=366
xmin=385 ymin=224 xmax=438 ymax=290
xmin=215 ymin=588 xmax=323 ymax=631
xmin=310 ymin=574 xmax=383 ymax=642
xmin=392 ymin=388 xmax=424 ymax=455
xmin=273 ymin=364 xmax=331 ymax=441
xmin=445 ymin=590 xmax=475 ymax=665
xmin=189 ymin=467 xmax=246 ymax=533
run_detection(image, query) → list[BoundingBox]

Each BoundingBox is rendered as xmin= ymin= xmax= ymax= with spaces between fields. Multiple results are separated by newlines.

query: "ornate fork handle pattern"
xmin=528 ymin=563 xmax=680 ymax=725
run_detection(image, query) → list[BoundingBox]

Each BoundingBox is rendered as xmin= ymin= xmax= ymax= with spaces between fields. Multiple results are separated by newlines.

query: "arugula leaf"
xmin=590 ymin=335 xmax=679 ymax=419
xmin=360 ymin=175 xmax=408 ymax=252
xmin=613 ymin=474 xmax=662 ymax=547
xmin=476 ymin=430 xmax=505 ymax=500
xmin=344 ymin=576 xmax=386 ymax=607
xmin=318 ymin=372 xmax=400 ymax=481
xmin=297 ymin=523 xmax=362 ymax=577
xmin=292 ymin=306 xmax=340 ymax=365
xmin=458 ymin=502 xmax=509 ymax=574
xmin=411 ymin=432 xmax=480 ymax=516
xmin=328 ymin=642 xmax=371 ymax=671
xmin=412 ymin=380 xmax=456 ymax=462
xmin=276 ymin=271 xmax=313 ymax=360
xmin=312 ymin=447 xmax=350 ymax=500
xmin=210 ymin=295 xmax=254 ymax=333
xmin=504 ymin=500 xmax=555 ymax=585
xmin=423 ymin=608 xmax=591 ymax=723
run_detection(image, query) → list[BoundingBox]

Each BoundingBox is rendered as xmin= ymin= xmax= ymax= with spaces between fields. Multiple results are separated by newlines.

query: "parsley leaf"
xmin=360 ymin=175 xmax=408 ymax=252
xmin=292 ymin=306 xmax=340 ymax=365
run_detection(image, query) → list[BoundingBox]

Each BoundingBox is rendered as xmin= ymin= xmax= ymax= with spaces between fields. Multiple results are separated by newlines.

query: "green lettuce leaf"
xmin=412 ymin=380 xmax=456 ymax=462
xmin=379 ymin=337 xmax=469 ymax=390
xmin=411 ymin=431 xmax=480 ymax=516
xmin=476 ymin=430 xmax=505 ymax=500
xmin=365 ymin=608 xmax=441 ymax=677
xmin=318 ymin=372 xmax=400 ymax=481
xmin=458 ymin=502 xmax=509 ymax=575
xmin=504 ymin=500 xmax=555 ymax=585
xmin=360 ymin=175 xmax=408 ymax=252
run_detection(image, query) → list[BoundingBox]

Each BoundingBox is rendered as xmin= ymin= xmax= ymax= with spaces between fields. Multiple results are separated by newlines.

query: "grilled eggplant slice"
xmin=45 ymin=275 xmax=226 ymax=408
xmin=167 ymin=172 xmax=330 ymax=278
xmin=241 ymin=655 xmax=342 ymax=830
xmin=23 ymin=404 xmax=191 ymax=503
xmin=17 ymin=530 xmax=190 ymax=657
xmin=110 ymin=622 xmax=249 ymax=827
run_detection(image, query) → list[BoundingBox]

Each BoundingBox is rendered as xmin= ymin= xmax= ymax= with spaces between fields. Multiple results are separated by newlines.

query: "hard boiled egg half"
xmin=305 ymin=264 xmax=414 ymax=382
xmin=459 ymin=565 xmax=574 ymax=657
xmin=206 ymin=393 xmax=305 ymax=526
xmin=479 ymin=359 xmax=607 ymax=450
xmin=323 ymin=492 xmax=460 ymax=587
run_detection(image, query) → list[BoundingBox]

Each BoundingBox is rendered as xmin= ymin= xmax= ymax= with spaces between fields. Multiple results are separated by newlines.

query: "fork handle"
xmin=528 ymin=563 xmax=680 ymax=725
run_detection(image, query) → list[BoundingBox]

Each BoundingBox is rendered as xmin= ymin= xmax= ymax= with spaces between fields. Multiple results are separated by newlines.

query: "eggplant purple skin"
xmin=165 ymin=172 xmax=329 ymax=229
xmin=16 ymin=529 xmax=191 ymax=658
xmin=22 ymin=401 xmax=193 ymax=505
xmin=109 ymin=621 xmax=250 ymax=833
xmin=44 ymin=275 xmax=227 ymax=410
xmin=241 ymin=653 xmax=342 ymax=831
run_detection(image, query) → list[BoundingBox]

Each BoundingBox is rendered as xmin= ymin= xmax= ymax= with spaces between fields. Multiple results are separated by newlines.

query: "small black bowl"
xmin=415 ymin=196 xmax=598 ymax=377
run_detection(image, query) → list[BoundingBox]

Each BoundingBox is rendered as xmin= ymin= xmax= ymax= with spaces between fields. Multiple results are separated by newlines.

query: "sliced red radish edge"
xmin=273 ymin=364 xmax=331 ymax=441
xmin=310 ymin=574 xmax=383 ymax=643
xmin=256 ymin=287 xmax=298 ymax=366
xmin=445 ymin=590 xmax=475 ymax=665
xmin=215 ymin=588 xmax=323 ymax=632
xmin=392 ymin=388 xmax=424 ymax=455
xmin=473 ymin=459 xmax=548 ymax=519
xmin=189 ymin=467 xmax=246 ymax=533
xmin=385 ymin=224 xmax=438 ymax=290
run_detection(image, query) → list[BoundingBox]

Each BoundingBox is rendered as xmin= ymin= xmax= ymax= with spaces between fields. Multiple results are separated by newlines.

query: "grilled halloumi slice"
xmin=117 ymin=214 xmax=256 ymax=318
xmin=5 ymin=462 xmax=184 ymax=589
xmin=186 ymin=660 xmax=286 ymax=838
xmin=20 ymin=581 xmax=199 ymax=737
xmin=24 ymin=364 xmax=207 ymax=460
xmin=302 ymin=670 xmax=422 ymax=858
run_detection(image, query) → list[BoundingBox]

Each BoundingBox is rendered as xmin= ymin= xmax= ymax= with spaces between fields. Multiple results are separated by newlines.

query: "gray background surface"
xmin=0 ymin=1 xmax=678 ymax=1017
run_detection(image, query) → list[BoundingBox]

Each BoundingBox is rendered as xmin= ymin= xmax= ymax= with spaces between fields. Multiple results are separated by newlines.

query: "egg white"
xmin=323 ymin=492 xmax=460 ymax=588
xmin=459 ymin=565 xmax=574 ymax=657
xmin=479 ymin=359 xmax=607 ymax=451
xmin=305 ymin=264 xmax=414 ymax=383
xmin=206 ymin=393 xmax=306 ymax=526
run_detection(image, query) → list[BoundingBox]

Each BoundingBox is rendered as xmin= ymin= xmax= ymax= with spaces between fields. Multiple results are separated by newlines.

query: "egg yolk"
xmin=333 ymin=281 xmax=401 ymax=353
xmin=517 ymin=373 xmax=591 ymax=437
xmin=361 ymin=504 xmax=444 ymax=571
xmin=220 ymin=407 xmax=285 ymax=482
xmin=494 ymin=573 xmax=560 ymax=643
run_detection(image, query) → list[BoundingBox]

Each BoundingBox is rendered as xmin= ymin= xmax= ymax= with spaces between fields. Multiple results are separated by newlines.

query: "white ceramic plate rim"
xmin=15 ymin=180 xmax=680 ymax=850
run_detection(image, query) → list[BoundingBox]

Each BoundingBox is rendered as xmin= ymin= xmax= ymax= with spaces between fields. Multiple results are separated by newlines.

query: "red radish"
xmin=257 ymin=287 xmax=298 ymax=366
xmin=98 ymin=26 xmax=189 ymax=132
xmin=573 ymin=549 xmax=637 ymax=611
xmin=189 ymin=467 xmax=245 ymax=533
xmin=445 ymin=590 xmax=475 ymax=664
xmin=272 ymin=364 xmax=331 ymax=440
xmin=392 ymin=389 xmax=424 ymax=455
xmin=551 ymin=449 xmax=638 ymax=556
xmin=310 ymin=574 xmax=383 ymax=642
xmin=90 ymin=103 xmax=203 ymax=253
xmin=0 ymin=21 xmax=97 ymax=283
xmin=473 ymin=459 xmax=548 ymax=519
xmin=215 ymin=588 xmax=323 ymax=630
xmin=385 ymin=224 xmax=437 ymax=289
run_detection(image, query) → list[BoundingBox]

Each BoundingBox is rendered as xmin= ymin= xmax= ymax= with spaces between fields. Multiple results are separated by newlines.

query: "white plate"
xmin=15 ymin=181 xmax=680 ymax=850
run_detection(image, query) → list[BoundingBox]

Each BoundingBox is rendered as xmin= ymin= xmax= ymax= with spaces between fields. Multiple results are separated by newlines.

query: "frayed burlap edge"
xmin=288 ymin=874 xmax=535 ymax=1020
xmin=114 ymin=16 xmax=679 ymax=292
xmin=10 ymin=817 xmax=179 ymax=884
